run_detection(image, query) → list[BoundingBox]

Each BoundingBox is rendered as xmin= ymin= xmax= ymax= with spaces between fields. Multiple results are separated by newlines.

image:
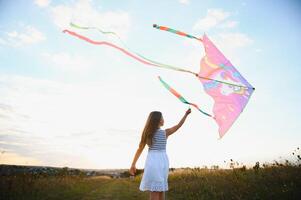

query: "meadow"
xmin=1 ymin=158 xmax=301 ymax=200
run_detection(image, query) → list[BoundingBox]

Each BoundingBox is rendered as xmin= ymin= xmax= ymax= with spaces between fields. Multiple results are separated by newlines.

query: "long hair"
xmin=139 ymin=111 xmax=162 ymax=147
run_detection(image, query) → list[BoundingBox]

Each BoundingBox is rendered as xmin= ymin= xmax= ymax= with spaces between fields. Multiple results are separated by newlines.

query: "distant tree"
xmin=253 ymin=162 xmax=260 ymax=171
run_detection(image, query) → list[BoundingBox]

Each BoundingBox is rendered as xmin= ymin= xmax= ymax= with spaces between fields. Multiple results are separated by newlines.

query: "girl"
xmin=129 ymin=108 xmax=191 ymax=200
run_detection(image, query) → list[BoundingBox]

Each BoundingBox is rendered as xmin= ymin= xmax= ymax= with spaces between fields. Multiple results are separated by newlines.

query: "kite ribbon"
xmin=158 ymin=76 xmax=212 ymax=117
xmin=63 ymin=28 xmax=196 ymax=75
xmin=63 ymin=29 xmax=162 ymax=67
xmin=153 ymin=24 xmax=203 ymax=42
xmin=65 ymin=25 xmax=249 ymax=89
xmin=70 ymin=22 xmax=119 ymax=36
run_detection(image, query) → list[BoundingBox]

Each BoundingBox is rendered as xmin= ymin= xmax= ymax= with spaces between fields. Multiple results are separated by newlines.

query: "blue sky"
xmin=0 ymin=0 xmax=300 ymax=169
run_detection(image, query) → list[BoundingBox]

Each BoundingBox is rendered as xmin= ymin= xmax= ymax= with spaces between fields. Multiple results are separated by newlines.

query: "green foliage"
xmin=1 ymin=147 xmax=301 ymax=199
xmin=1 ymin=165 xmax=300 ymax=200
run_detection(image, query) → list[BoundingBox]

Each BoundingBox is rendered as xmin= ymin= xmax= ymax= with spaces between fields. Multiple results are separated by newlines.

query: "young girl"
xmin=129 ymin=108 xmax=191 ymax=200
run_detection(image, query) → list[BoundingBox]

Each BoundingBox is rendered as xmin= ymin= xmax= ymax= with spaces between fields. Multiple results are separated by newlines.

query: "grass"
xmin=1 ymin=164 xmax=301 ymax=200
xmin=167 ymin=165 xmax=301 ymax=200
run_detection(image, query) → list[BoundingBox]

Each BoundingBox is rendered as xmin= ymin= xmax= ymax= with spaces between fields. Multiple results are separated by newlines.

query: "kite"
xmin=63 ymin=23 xmax=255 ymax=138
xmin=153 ymin=24 xmax=255 ymax=138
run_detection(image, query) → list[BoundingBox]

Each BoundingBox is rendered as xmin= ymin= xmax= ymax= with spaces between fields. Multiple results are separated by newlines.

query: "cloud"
xmin=0 ymin=103 xmax=15 ymax=121
xmin=50 ymin=0 xmax=131 ymax=39
xmin=255 ymin=48 xmax=263 ymax=53
xmin=0 ymin=103 xmax=13 ymax=112
xmin=0 ymin=151 xmax=43 ymax=166
xmin=3 ymin=25 xmax=46 ymax=47
xmin=217 ymin=32 xmax=253 ymax=48
xmin=0 ymin=74 xmax=145 ymax=168
xmin=189 ymin=8 xmax=252 ymax=64
xmin=193 ymin=9 xmax=230 ymax=31
xmin=0 ymin=38 xmax=7 ymax=45
xmin=41 ymin=52 xmax=95 ymax=71
xmin=0 ymin=74 xmax=143 ymax=140
xmin=34 ymin=0 xmax=51 ymax=7
xmin=178 ymin=0 xmax=190 ymax=5
xmin=220 ymin=20 xmax=238 ymax=28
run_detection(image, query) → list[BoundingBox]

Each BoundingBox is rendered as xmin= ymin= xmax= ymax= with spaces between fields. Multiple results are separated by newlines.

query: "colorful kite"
xmin=63 ymin=23 xmax=255 ymax=138
xmin=153 ymin=24 xmax=255 ymax=138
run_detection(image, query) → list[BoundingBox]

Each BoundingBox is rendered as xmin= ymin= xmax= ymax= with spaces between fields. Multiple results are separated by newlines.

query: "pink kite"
xmin=199 ymin=34 xmax=254 ymax=138
xmin=154 ymin=25 xmax=255 ymax=138
xmin=64 ymin=23 xmax=255 ymax=138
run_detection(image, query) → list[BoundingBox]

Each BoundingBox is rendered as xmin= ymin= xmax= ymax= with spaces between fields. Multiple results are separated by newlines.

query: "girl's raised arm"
xmin=165 ymin=108 xmax=191 ymax=138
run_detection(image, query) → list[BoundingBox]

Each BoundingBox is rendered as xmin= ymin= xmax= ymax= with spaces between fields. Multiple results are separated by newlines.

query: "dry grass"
xmin=1 ymin=165 xmax=300 ymax=200
xmin=1 ymin=149 xmax=301 ymax=200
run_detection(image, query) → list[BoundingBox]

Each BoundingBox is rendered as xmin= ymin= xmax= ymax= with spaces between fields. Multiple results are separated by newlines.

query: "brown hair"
xmin=139 ymin=111 xmax=162 ymax=148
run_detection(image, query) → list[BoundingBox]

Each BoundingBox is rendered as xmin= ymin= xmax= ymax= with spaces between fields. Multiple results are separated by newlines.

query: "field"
xmin=1 ymin=162 xmax=301 ymax=200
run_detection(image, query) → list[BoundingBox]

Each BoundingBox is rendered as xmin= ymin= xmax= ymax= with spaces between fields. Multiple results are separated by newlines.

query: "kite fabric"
xmin=153 ymin=24 xmax=255 ymax=138
xmin=199 ymin=34 xmax=254 ymax=138
xmin=158 ymin=76 xmax=212 ymax=117
xmin=63 ymin=23 xmax=255 ymax=138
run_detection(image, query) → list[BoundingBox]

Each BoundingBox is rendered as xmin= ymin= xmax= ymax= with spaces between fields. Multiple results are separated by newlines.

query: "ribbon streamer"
xmin=63 ymin=28 xmax=196 ymax=75
xmin=153 ymin=24 xmax=203 ymax=42
xmin=158 ymin=76 xmax=212 ymax=117
xmin=67 ymin=23 xmax=249 ymax=89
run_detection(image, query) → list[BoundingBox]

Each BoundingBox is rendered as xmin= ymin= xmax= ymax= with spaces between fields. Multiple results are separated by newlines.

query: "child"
xmin=129 ymin=108 xmax=191 ymax=200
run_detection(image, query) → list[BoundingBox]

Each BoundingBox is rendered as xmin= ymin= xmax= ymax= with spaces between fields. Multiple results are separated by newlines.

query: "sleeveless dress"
xmin=139 ymin=128 xmax=169 ymax=192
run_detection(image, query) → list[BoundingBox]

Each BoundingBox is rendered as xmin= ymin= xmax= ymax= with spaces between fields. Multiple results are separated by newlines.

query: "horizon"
xmin=0 ymin=0 xmax=300 ymax=169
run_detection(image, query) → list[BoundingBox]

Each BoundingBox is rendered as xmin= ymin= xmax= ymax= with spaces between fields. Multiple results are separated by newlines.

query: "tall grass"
xmin=1 ymin=147 xmax=300 ymax=199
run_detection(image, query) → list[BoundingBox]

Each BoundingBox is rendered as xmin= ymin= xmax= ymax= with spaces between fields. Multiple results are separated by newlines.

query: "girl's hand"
xmin=185 ymin=108 xmax=191 ymax=115
xmin=129 ymin=165 xmax=136 ymax=176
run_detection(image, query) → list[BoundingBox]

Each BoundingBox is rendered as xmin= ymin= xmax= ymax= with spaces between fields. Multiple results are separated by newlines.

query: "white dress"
xmin=139 ymin=129 xmax=169 ymax=192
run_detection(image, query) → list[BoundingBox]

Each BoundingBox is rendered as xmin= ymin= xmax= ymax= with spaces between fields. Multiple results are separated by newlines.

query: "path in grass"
xmin=82 ymin=176 xmax=147 ymax=200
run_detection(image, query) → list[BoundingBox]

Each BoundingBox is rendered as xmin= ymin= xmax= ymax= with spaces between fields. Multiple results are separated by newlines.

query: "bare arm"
xmin=129 ymin=142 xmax=146 ymax=175
xmin=165 ymin=108 xmax=191 ymax=138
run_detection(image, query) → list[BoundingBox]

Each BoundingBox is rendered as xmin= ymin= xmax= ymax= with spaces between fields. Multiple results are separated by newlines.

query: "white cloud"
xmin=178 ymin=0 xmax=190 ymax=5
xmin=217 ymin=32 xmax=253 ymax=48
xmin=41 ymin=52 xmax=95 ymax=71
xmin=34 ymin=0 xmax=50 ymax=7
xmin=5 ymin=25 xmax=46 ymax=47
xmin=0 ymin=38 xmax=7 ymax=45
xmin=220 ymin=20 xmax=238 ymax=28
xmin=193 ymin=9 xmax=230 ymax=31
xmin=0 ymin=151 xmax=43 ymax=166
xmin=50 ymin=0 xmax=131 ymax=39
xmin=203 ymin=32 xmax=253 ymax=66
xmin=255 ymin=48 xmax=263 ymax=53
xmin=0 ymin=74 xmax=148 ymax=168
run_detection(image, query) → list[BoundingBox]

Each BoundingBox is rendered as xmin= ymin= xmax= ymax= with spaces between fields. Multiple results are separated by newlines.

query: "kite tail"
xmin=158 ymin=76 xmax=212 ymax=117
xmin=153 ymin=24 xmax=203 ymax=42
xmin=65 ymin=23 xmax=247 ymax=90
xmin=70 ymin=22 xmax=119 ymax=36
xmin=67 ymin=23 xmax=197 ymax=76
xmin=63 ymin=29 xmax=162 ymax=67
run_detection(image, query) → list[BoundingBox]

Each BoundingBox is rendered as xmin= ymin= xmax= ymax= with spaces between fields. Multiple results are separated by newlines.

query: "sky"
xmin=0 ymin=0 xmax=300 ymax=169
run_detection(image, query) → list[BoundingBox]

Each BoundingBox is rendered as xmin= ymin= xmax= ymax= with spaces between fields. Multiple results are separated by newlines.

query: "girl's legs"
xmin=149 ymin=191 xmax=160 ymax=200
xmin=159 ymin=192 xmax=165 ymax=200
